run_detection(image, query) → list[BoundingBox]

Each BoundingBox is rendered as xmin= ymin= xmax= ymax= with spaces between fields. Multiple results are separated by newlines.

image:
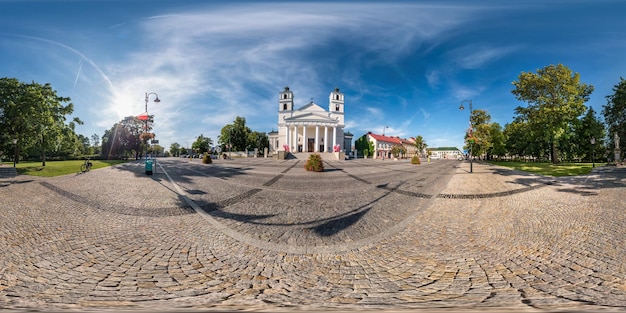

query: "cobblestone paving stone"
xmin=0 ymin=158 xmax=625 ymax=313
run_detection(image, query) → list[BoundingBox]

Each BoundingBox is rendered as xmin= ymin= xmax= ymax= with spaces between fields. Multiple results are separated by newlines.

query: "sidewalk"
xmin=438 ymin=161 xmax=551 ymax=197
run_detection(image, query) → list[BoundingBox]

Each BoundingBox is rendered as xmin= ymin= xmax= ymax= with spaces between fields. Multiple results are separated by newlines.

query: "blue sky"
xmin=1 ymin=0 xmax=625 ymax=151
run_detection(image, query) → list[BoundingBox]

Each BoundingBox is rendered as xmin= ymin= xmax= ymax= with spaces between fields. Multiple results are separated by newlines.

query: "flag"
xmin=137 ymin=112 xmax=149 ymax=121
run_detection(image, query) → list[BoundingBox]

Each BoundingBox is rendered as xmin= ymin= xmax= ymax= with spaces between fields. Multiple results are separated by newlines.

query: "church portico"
xmin=271 ymin=86 xmax=348 ymax=159
xmin=285 ymin=122 xmax=337 ymax=153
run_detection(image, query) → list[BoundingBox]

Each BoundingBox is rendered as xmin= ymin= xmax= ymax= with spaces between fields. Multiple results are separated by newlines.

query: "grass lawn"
xmin=488 ymin=161 xmax=595 ymax=176
xmin=11 ymin=160 xmax=128 ymax=177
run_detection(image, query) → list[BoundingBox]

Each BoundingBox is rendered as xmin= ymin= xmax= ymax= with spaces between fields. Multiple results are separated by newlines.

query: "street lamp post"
xmin=12 ymin=138 xmax=17 ymax=168
xmin=144 ymin=92 xmax=160 ymax=158
xmin=229 ymin=127 xmax=232 ymax=159
xmin=590 ymin=137 xmax=596 ymax=168
xmin=459 ymin=100 xmax=473 ymax=173
xmin=382 ymin=126 xmax=388 ymax=160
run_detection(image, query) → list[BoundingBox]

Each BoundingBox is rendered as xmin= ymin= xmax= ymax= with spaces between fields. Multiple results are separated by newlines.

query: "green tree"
xmin=91 ymin=134 xmax=100 ymax=155
xmin=169 ymin=142 xmax=182 ymax=156
xmin=603 ymin=77 xmax=626 ymax=151
xmin=192 ymin=134 xmax=213 ymax=154
xmin=218 ymin=116 xmax=251 ymax=152
xmin=413 ymin=135 xmax=427 ymax=157
xmin=576 ymin=106 xmax=606 ymax=162
xmin=391 ymin=145 xmax=405 ymax=158
xmin=121 ymin=116 xmax=146 ymax=160
xmin=511 ymin=64 xmax=594 ymax=164
xmin=504 ymin=121 xmax=532 ymax=161
xmin=466 ymin=109 xmax=492 ymax=159
xmin=178 ymin=147 xmax=189 ymax=155
xmin=0 ymin=78 xmax=79 ymax=165
xmin=557 ymin=121 xmax=579 ymax=162
xmin=101 ymin=116 xmax=144 ymax=160
xmin=247 ymin=131 xmax=269 ymax=153
xmin=102 ymin=124 xmax=129 ymax=159
xmin=149 ymin=144 xmax=164 ymax=156
xmin=77 ymin=134 xmax=92 ymax=155
xmin=487 ymin=122 xmax=506 ymax=160
xmin=354 ymin=133 xmax=375 ymax=157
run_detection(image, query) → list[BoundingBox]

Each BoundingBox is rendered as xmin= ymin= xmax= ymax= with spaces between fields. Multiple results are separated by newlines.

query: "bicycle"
xmin=81 ymin=158 xmax=93 ymax=173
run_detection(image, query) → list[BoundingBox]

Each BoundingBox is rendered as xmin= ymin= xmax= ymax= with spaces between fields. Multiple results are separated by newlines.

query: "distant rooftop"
xmin=427 ymin=147 xmax=461 ymax=151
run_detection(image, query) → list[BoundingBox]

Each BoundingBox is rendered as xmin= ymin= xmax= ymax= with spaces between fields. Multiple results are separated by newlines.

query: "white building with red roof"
xmin=356 ymin=132 xmax=422 ymax=159
xmin=366 ymin=132 xmax=402 ymax=159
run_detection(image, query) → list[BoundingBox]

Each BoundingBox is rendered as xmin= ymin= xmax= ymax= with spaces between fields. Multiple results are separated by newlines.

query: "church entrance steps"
xmin=291 ymin=152 xmax=340 ymax=161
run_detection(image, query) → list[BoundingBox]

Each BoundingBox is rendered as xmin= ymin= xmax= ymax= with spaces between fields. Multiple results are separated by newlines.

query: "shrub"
xmin=202 ymin=153 xmax=212 ymax=164
xmin=304 ymin=153 xmax=324 ymax=172
xmin=411 ymin=155 xmax=421 ymax=165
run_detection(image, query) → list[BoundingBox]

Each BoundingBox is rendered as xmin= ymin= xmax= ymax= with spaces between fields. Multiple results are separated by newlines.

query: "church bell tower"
xmin=329 ymin=87 xmax=344 ymax=113
xmin=279 ymin=86 xmax=294 ymax=112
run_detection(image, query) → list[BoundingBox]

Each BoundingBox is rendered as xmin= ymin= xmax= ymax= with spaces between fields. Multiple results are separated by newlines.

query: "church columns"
xmin=285 ymin=125 xmax=289 ymax=151
xmin=300 ymin=125 xmax=305 ymax=152
xmin=293 ymin=126 xmax=298 ymax=152
xmin=283 ymin=124 xmax=340 ymax=153
xmin=324 ymin=126 xmax=328 ymax=152
xmin=314 ymin=126 xmax=319 ymax=152
xmin=333 ymin=126 xmax=337 ymax=149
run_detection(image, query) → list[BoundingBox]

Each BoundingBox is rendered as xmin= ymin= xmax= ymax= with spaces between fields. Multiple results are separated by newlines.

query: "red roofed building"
xmin=400 ymin=137 xmax=419 ymax=157
xmin=366 ymin=132 xmax=402 ymax=159
xmin=355 ymin=133 xmax=423 ymax=159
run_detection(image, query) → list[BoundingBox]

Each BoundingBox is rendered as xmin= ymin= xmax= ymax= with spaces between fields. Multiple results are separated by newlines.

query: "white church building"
xmin=268 ymin=87 xmax=350 ymax=156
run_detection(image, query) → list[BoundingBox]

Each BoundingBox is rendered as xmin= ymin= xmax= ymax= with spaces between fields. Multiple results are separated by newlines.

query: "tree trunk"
xmin=41 ymin=134 xmax=46 ymax=166
xmin=14 ymin=144 xmax=19 ymax=165
xmin=551 ymin=141 xmax=559 ymax=164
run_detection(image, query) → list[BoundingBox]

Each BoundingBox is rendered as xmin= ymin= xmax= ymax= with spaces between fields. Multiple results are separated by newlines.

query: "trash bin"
xmin=145 ymin=159 xmax=153 ymax=175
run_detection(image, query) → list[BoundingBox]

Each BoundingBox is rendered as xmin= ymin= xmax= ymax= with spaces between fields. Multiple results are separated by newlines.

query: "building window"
xmin=336 ymin=104 xmax=340 ymax=111
xmin=283 ymin=103 xmax=287 ymax=110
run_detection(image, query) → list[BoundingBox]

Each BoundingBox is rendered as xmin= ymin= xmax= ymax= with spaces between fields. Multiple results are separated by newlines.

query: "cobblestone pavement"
xmin=0 ymin=157 xmax=625 ymax=313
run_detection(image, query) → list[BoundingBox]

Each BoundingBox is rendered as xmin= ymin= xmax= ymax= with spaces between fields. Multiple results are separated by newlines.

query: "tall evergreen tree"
xmin=577 ymin=106 xmax=606 ymax=162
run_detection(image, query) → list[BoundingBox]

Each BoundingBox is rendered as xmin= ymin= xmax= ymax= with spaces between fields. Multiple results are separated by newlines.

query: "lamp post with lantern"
xmin=12 ymin=138 xmax=17 ymax=168
xmin=382 ymin=126 xmax=388 ymax=160
xmin=590 ymin=137 xmax=596 ymax=168
xmin=459 ymin=100 xmax=473 ymax=173
xmin=143 ymin=92 xmax=160 ymax=155
xmin=140 ymin=92 xmax=160 ymax=174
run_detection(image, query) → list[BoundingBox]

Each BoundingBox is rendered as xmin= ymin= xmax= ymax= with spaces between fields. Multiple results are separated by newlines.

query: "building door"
xmin=307 ymin=138 xmax=314 ymax=152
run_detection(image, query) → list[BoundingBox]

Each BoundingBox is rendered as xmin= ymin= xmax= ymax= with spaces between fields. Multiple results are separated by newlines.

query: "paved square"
xmin=0 ymin=158 xmax=625 ymax=312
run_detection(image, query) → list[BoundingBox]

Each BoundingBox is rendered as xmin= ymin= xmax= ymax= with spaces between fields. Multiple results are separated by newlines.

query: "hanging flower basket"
xmin=140 ymin=132 xmax=155 ymax=141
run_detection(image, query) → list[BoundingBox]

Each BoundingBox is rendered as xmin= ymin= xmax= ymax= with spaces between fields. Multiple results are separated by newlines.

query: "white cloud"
xmin=116 ymin=2 xmax=471 ymax=145
xmin=451 ymin=45 xmax=519 ymax=70
xmin=365 ymin=107 xmax=383 ymax=116
xmin=9 ymin=2 xmax=495 ymax=149
xmin=425 ymin=70 xmax=440 ymax=89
